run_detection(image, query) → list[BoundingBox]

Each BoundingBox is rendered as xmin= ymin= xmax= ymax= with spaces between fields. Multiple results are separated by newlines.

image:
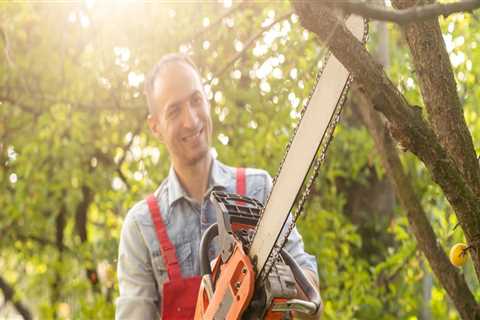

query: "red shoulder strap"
xmin=236 ymin=167 xmax=246 ymax=196
xmin=146 ymin=194 xmax=182 ymax=280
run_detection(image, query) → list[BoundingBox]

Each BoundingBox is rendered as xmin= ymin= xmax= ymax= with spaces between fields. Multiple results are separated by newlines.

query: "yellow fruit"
xmin=449 ymin=243 xmax=468 ymax=267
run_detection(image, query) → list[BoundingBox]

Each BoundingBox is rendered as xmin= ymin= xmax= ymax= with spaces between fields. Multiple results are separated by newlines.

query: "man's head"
xmin=145 ymin=54 xmax=212 ymax=167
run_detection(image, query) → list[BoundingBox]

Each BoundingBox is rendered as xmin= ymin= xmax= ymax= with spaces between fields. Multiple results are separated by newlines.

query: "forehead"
xmin=151 ymin=61 xmax=203 ymax=111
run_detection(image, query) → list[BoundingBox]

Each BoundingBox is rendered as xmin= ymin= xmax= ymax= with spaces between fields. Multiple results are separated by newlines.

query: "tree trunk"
xmin=392 ymin=0 xmax=480 ymax=280
xmin=354 ymin=89 xmax=480 ymax=319
xmin=74 ymin=185 xmax=98 ymax=289
xmin=291 ymin=0 xmax=480 ymax=283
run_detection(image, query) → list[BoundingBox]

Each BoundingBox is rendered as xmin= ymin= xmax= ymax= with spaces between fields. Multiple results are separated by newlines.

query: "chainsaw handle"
xmin=200 ymin=223 xmax=218 ymax=277
xmin=280 ymin=249 xmax=322 ymax=316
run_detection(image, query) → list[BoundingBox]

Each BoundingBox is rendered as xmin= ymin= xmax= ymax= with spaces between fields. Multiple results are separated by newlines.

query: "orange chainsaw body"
xmin=194 ymin=239 xmax=254 ymax=319
xmin=194 ymin=239 xmax=290 ymax=320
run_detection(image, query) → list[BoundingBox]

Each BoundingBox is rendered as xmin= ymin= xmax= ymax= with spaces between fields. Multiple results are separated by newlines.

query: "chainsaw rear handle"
xmin=279 ymin=249 xmax=322 ymax=316
xmin=199 ymin=223 xmax=321 ymax=316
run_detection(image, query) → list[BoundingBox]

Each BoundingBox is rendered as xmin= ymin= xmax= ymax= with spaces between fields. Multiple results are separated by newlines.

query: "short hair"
xmin=144 ymin=53 xmax=201 ymax=115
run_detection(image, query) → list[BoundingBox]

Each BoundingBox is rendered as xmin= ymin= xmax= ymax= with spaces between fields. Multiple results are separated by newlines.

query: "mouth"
xmin=182 ymin=127 xmax=203 ymax=142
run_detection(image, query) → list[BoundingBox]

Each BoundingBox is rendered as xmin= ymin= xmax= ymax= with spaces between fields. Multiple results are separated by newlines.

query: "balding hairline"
xmin=145 ymin=54 xmax=202 ymax=116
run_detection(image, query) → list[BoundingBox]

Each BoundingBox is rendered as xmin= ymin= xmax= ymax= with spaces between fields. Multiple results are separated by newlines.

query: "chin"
xmin=183 ymin=147 xmax=210 ymax=166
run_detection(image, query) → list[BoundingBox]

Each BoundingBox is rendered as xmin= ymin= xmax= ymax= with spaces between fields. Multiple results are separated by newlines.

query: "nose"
xmin=181 ymin=102 xmax=200 ymax=128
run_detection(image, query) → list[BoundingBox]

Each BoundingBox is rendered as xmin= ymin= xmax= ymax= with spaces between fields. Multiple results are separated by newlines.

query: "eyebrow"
xmin=165 ymin=90 xmax=201 ymax=113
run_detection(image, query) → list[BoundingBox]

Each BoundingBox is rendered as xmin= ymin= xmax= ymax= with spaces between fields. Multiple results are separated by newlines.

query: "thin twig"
xmin=0 ymin=26 xmax=14 ymax=68
xmin=326 ymin=0 xmax=480 ymax=24
xmin=385 ymin=246 xmax=417 ymax=283
xmin=0 ymin=92 xmax=144 ymax=114
xmin=0 ymin=95 xmax=41 ymax=116
xmin=115 ymin=120 xmax=145 ymax=190
xmin=179 ymin=1 xmax=247 ymax=46
xmin=210 ymin=11 xmax=293 ymax=82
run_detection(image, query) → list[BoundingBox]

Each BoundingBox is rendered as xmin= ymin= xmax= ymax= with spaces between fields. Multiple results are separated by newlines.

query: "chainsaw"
xmin=194 ymin=15 xmax=368 ymax=319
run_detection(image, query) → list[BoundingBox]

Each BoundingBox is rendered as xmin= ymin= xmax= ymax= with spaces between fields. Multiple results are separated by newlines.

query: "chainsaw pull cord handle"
xmin=280 ymin=249 xmax=322 ymax=315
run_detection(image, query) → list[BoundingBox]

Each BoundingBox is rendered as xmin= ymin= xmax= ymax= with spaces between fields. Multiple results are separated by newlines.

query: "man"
xmin=116 ymin=53 xmax=321 ymax=319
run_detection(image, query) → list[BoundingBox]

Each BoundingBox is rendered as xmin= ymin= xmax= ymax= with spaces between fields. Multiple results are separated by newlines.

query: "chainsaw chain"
xmin=249 ymin=18 xmax=369 ymax=282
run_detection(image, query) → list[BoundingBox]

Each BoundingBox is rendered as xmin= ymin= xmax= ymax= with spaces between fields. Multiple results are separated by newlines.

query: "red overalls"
xmin=146 ymin=168 xmax=246 ymax=319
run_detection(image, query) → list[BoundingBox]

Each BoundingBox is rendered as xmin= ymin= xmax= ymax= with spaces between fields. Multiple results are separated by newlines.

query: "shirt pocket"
xmin=152 ymin=243 xmax=194 ymax=274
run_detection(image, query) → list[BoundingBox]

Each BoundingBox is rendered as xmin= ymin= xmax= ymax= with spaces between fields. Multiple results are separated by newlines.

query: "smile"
xmin=182 ymin=128 xmax=203 ymax=142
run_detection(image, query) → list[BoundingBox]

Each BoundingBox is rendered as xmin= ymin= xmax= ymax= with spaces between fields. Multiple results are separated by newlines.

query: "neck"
xmin=173 ymin=153 xmax=213 ymax=203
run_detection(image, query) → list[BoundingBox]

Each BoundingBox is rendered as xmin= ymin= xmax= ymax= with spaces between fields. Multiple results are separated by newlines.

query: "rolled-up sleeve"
xmin=116 ymin=211 xmax=159 ymax=319
xmin=283 ymin=226 xmax=318 ymax=273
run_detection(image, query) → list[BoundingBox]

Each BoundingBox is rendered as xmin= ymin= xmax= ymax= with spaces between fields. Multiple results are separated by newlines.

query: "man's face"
xmin=148 ymin=62 xmax=212 ymax=166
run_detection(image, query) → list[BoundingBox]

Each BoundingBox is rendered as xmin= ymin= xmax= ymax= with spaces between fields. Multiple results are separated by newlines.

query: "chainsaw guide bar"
xmin=194 ymin=15 xmax=369 ymax=319
xmin=249 ymin=15 xmax=369 ymax=282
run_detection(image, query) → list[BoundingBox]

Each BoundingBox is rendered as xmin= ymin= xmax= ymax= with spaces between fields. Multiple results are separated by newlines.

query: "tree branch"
xmin=376 ymin=245 xmax=416 ymax=287
xmin=0 ymin=26 xmax=15 ymax=68
xmin=0 ymin=95 xmax=41 ymax=116
xmin=116 ymin=122 xmax=144 ymax=168
xmin=94 ymin=120 xmax=145 ymax=190
xmin=13 ymin=233 xmax=73 ymax=254
xmin=0 ymin=92 xmax=145 ymax=115
xmin=392 ymin=0 xmax=480 ymax=281
xmin=210 ymin=11 xmax=293 ymax=81
xmin=326 ymin=0 xmax=480 ymax=24
xmin=390 ymin=0 xmax=480 ymax=199
xmin=73 ymin=185 xmax=100 ymax=290
xmin=51 ymin=201 xmax=67 ymax=310
xmin=0 ymin=276 xmax=32 ymax=320
xmin=354 ymin=86 xmax=480 ymax=319
xmin=179 ymin=2 xmax=247 ymax=46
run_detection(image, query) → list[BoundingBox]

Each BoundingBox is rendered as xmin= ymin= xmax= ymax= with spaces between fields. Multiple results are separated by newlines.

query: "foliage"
xmin=1 ymin=1 xmax=479 ymax=319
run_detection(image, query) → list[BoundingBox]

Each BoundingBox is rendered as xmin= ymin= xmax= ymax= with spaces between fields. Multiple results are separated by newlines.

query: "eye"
xmin=167 ymin=104 xmax=180 ymax=118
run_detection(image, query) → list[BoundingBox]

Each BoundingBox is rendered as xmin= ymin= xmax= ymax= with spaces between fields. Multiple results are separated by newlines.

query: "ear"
xmin=205 ymin=100 xmax=212 ymax=115
xmin=147 ymin=114 xmax=164 ymax=143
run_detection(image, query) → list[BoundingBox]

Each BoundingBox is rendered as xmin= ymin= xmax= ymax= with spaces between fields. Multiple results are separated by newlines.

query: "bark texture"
xmin=355 ymin=88 xmax=480 ymax=319
xmin=392 ymin=0 xmax=480 ymax=197
xmin=292 ymin=0 xmax=480 ymax=281
xmin=392 ymin=0 xmax=480 ymax=281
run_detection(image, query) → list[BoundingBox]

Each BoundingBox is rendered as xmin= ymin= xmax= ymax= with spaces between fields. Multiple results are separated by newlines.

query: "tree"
xmin=1 ymin=1 xmax=480 ymax=318
xmin=293 ymin=0 xmax=480 ymax=319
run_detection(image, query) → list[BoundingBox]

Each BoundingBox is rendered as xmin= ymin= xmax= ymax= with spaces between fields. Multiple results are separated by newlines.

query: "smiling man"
xmin=115 ymin=53 xmax=321 ymax=319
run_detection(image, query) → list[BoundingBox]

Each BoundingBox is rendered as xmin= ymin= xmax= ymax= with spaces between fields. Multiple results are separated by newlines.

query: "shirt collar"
xmin=166 ymin=154 xmax=234 ymax=207
xmin=166 ymin=165 xmax=189 ymax=207
xmin=208 ymin=158 xmax=232 ymax=191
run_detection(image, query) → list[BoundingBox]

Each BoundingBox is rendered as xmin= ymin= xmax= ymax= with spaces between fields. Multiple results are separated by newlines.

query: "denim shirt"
xmin=115 ymin=159 xmax=318 ymax=319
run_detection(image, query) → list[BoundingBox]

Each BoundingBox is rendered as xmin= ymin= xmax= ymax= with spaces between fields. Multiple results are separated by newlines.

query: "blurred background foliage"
xmin=0 ymin=1 xmax=479 ymax=319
